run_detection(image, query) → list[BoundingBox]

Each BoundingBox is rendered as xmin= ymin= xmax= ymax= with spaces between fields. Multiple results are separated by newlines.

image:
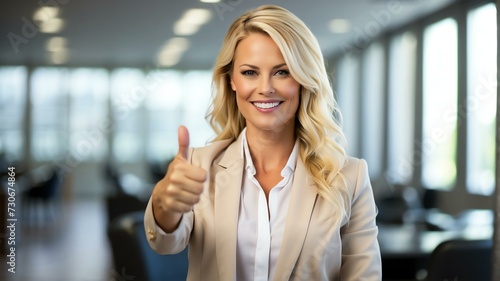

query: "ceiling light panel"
xmin=329 ymin=19 xmax=351 ymax=33
xmin=46 ymin=37 xmax=67 ymax=52
xmin=33 ymin=6 xmax=59 ymax=22
xmin=173 ymin=8 xmax=212 ymax=36
xmin=157 ymin=37 xmax=190 ymax=67
xmin=40 ymin=18 xmax=65 ymax=33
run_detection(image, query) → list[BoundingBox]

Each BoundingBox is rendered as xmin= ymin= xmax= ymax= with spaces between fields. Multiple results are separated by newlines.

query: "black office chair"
xmin=376 ymin=185 xmax=422 ymax=225
xmin=107 ymin=211 xmax=189 ymax=281
xmin=102 ymin=162 xmax=149 ymax=222
xmin=22 ymin=167 xmax=63 ymax=225
xmin=425 ymin=239 xmax=492 ymax=281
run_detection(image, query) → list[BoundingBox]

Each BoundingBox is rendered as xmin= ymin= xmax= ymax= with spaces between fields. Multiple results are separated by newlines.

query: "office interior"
xmin=0 ymin=0 xmax=497 ymax=280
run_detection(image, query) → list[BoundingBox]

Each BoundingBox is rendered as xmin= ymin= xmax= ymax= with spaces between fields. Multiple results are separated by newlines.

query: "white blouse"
xmin=236 ymin=129 xmax=299 ymax=281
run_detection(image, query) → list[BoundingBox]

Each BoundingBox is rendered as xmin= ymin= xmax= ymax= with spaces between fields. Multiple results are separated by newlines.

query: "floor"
xmin=0 ymin=197 xmax=112 ymax=281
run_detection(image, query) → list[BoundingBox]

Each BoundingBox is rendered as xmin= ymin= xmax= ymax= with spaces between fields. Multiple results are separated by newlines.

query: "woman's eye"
xmin=275 ymin=69 xmax=290 ymax=76
xmin=241 ymin=70 xmax=256 ymax=76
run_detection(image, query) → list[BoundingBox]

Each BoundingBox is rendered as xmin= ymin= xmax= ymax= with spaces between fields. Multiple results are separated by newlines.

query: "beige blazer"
xmin=144 ymin=134 xmax=381 ymax=281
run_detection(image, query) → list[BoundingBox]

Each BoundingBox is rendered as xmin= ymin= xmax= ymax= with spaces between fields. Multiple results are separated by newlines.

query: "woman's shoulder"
xmin=342 ymin=156 xmax=368 ymax=174
xmin=340 ymin=156 xmax=371 ymax=194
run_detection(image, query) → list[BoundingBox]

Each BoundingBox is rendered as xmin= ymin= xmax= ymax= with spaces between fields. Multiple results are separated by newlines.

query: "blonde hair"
xmin=207 ymin=5 xmax=349 ymax=224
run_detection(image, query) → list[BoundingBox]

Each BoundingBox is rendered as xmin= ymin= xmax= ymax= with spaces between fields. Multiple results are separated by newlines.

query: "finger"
xmin=168 ymin=174 xmax=205 ymax=194
xmin=177 ymin=125 xmax=190 ymax=160
xmin=184 ymin=166 xmax=207 ymax=182
xmin=168 ymin=162 xmax=206 ymax=183
xmin=165 ymin=199 xmax=195 ymax=213
xmin=169 ymin=188 xmax=202 ymax=205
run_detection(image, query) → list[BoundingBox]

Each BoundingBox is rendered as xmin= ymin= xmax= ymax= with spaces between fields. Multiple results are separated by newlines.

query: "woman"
xmin=144 ymin=5 xmax=381 ymax=280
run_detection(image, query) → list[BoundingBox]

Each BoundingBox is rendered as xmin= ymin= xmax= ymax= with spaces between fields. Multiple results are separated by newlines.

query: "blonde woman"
xmin=145 ymin=5 xmax=381 ymax=280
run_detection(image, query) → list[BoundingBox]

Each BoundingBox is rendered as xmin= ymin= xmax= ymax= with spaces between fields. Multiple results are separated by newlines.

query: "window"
xmin=466 ymin=3 xmax=497 ymax=195
xmin=387 ymin=32 xmax=417 ymax=184
xmin=360 ymin=42 xmax=385 ymax=179
xmin=335 ymin=55 xmax=360 ymax=156
xmin=421 ymin=18 xmax=458 ymax=190
xmin=110 ymin=68 xmax=145 ymax=162
xmin=31 ymin=67 xmax=69 ymax=161
xmin=145 ymin=70 xmax=214 ymax=161
xmin=145 ymin=70 xmax=183 ymax=161
xmin=69 ymin=68 xmax=109 ymax=161
xmin=0 ymin=66 xmax=27 ymax=160
xmin=181 ymin=71 xmax=214 ymax=147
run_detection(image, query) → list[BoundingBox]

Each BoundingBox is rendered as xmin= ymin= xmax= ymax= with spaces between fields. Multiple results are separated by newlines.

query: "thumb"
xmin=177 ymin=125 xmax=190 ymax=160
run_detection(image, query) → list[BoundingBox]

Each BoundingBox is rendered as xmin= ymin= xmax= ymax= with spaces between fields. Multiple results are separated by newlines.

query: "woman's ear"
xmin=230 ymin=77 xmax=236 ymax=92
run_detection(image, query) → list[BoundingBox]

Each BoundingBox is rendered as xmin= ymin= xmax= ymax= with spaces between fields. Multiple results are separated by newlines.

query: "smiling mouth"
xmin=252 ymin=101 xmax=282 ymax=109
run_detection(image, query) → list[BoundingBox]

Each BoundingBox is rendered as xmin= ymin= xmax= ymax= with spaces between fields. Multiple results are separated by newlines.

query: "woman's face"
xmin=230 ymin=33 xmax=300 ymax=135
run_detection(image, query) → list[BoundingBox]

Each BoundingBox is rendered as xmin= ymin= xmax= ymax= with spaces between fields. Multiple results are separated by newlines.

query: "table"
xmin=378 ymin=212 xmax=493 ymax=280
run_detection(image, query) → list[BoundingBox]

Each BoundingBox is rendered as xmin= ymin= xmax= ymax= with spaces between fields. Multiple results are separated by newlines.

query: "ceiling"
xmin=0 ymin=0 xmax=455 ymax=70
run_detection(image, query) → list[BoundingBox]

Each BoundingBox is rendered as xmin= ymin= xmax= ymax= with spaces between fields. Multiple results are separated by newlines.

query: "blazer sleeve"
xmin=143 ymin=147 xmax=196 ymax=255
xmin=143 ymin=198 xmax=193 ymax=254
xmin=340 ymin=159 xmax=382 ymax=280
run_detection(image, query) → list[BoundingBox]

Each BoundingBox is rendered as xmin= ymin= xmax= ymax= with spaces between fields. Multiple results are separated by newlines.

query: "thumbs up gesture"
xmin=151 ymin=126 xmax=207 ymax=231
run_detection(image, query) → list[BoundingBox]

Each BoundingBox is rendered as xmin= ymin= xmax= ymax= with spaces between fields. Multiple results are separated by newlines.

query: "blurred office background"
xmin=0 ymin=0 xmax=497 ymax=280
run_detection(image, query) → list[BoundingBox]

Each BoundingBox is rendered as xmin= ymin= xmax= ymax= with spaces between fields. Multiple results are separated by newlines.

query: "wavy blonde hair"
xmin=207 ymin=5 xmax=349 ymax=223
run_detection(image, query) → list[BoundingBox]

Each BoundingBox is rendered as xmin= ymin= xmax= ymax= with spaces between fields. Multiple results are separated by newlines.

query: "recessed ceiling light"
xmin=40 ymin=18 xmax=64 ymax=33
xmin=157 ymin=54 xmax=182 ymax=67
xmin=200 ymin=0 xmax=221 ymax=3
xmin=164 ymin=37 xmax=190 ymax=52
xmin=157 ymin=37 xmax=190 ymax=67
xmin=174 ymin=21 xmax=199 ymax=36
xmin=33 ymin=6 xmax=59 ymax=23
xmin=46 ymin=37 xmax=67 ymax=52
xmin=173 ymin=9 xmax=212 ymax=36
xmin=49 ymin=49 xmax=69 ymax=64
xmin=329 ymin=19 xmax=351 ymax=34
xmin=183 ymin=9 xmax=212 ymax=25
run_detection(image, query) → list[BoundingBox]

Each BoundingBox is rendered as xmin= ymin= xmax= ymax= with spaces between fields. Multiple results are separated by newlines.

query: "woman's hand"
xmin=151 ymin=126 xmax=207 ymax=232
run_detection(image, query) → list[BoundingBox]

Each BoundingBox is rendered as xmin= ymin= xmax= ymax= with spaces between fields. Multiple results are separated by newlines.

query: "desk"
xmin=378 ymin=221 xmax=493 ymax=280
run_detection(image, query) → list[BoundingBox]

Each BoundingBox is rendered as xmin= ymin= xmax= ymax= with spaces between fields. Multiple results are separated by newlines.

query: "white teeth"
xmin=253 ymin=102 xmax=280 ymax=109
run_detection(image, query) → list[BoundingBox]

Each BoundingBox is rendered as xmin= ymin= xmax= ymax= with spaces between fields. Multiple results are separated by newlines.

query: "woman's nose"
xmin=259 ymin=77 xmax=275 ymax=96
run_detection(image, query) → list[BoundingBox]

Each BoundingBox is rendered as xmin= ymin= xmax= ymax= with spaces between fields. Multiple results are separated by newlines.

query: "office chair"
xmin=102 ymin=162 xmax=149 ymax=222
xmin=22 ymin=167 xmax=63 ymax=226
xmin=425 ymin=239 xmax=492 ymax=281
xmin=376 ymin=185 xmax=422 ymax=225
xmin=107 ymin=211 xmax=189 ymax=281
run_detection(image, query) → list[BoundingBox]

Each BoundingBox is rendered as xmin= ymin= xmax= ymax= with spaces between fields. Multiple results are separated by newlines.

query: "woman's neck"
xmin=245 ymin=126 xmax=296 ymax=173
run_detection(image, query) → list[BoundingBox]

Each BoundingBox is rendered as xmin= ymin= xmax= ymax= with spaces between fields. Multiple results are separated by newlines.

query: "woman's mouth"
xmin=252 ymin=101 xmax=281 ymax=109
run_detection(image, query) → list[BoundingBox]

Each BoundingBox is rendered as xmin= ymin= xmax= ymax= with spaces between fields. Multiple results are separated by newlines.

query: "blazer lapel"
xmin=273 ymin=158 xmax=318 ymax=281
xmin=214 ymin=135 xmax=244 ymax=281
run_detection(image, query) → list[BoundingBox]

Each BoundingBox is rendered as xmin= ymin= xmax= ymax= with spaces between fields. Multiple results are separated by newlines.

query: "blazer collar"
xmin=214 ymin=133 xmax=244 ymax=280
xmin=273 ymin=157 xmax=317 ymax=281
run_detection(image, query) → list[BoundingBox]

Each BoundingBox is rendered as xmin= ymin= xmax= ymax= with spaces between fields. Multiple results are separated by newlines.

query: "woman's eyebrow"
xmin=239 ymin=63 xmax=287 ymax=69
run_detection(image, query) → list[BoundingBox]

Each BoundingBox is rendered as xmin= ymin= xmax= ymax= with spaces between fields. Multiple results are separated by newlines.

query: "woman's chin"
xmin=246 ymin=120 xmax=294 ymax=134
